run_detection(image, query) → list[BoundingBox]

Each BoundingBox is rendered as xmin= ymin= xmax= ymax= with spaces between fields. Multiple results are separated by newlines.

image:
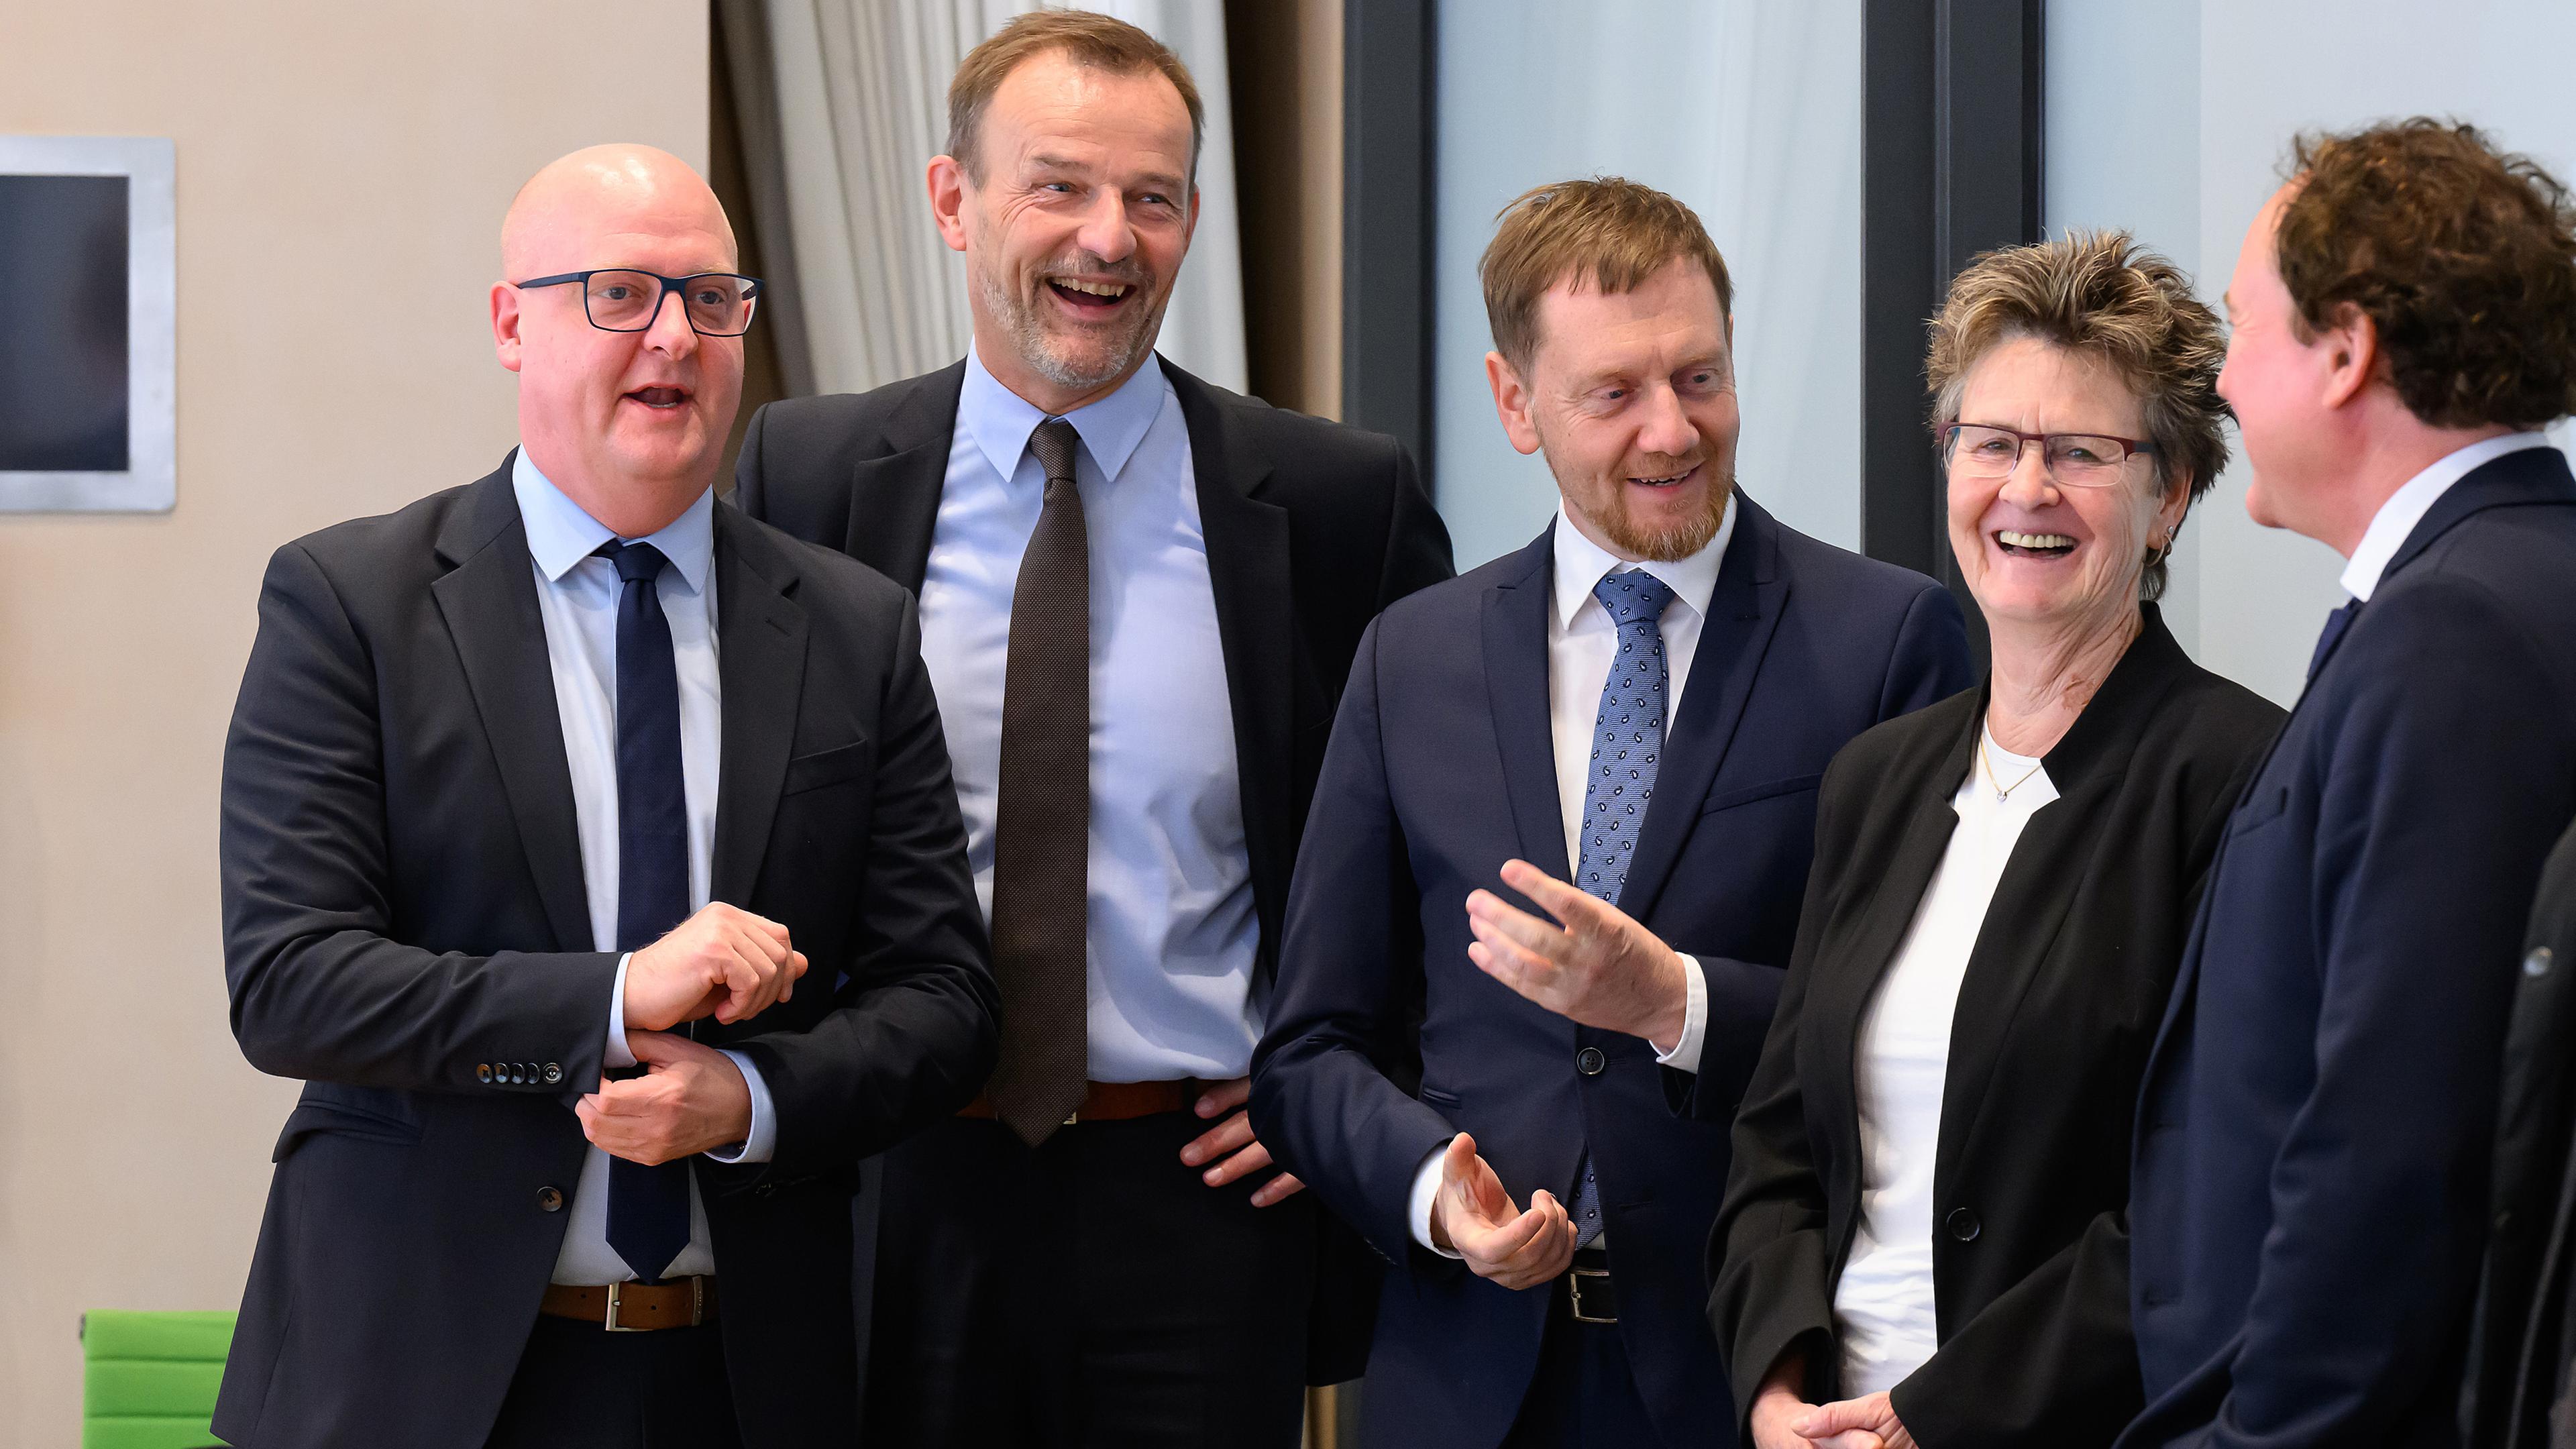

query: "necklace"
xmin=1978 ymin=731 xmax=2046 ymax=803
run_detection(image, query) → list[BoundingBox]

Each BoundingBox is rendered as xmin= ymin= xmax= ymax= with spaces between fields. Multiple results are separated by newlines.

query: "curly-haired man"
xmin=2122 ymin=119 xmax=2576 ymax=1449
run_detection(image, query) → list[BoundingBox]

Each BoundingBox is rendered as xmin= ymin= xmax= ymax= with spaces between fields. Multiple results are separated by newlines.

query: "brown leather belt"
xmin=959 ymin=1078 xmax=1203 ymax=1124
xmin=540 ymin=1277 xmax=717 ymax=1332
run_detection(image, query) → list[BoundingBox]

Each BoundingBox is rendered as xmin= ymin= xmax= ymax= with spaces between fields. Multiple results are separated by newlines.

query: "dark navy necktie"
xmin=599 ymin=539 xmax=692 ymax=1284
xmin=2309 ymin=598 xmax=2361 ymax=682
xmin=1568 ymin=570 xmax=1678 ymax=1247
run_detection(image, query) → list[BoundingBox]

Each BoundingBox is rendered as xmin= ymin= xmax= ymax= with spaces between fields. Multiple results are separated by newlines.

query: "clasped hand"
xmin=1751 ymin=1356 xmax=1916 ymax=1449
xmin=1465 ymin=859 xmax=1687 ymax=1045
xmin=578 ymin=902 xmax=805 ymax=1167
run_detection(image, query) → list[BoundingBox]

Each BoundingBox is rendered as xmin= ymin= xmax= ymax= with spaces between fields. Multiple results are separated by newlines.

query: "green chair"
xmin=79 ymin=1311 xmax=235 ymax=1449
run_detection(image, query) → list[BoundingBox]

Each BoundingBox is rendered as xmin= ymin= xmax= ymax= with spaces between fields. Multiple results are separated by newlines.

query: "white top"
xmin=511 ymin=451 xmax=776 ymax=1288
xmin=918 ymin=350 xmax=1262 ymax=1081
xmin=2339 ymin=431 xmax=2554 ymax=600
xmin=1405 ymin=499 xmax=1736 ymax=1255
xmin=1833 ymin=725 xmax=2057 ymax=1395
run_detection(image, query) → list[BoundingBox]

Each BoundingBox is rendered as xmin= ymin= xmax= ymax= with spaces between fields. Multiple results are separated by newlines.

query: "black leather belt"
xmin=1564 ymin=1246 xmax=1616 ymax=1324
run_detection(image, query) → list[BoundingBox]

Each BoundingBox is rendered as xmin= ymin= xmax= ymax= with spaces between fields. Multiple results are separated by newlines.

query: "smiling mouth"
xmin=1628 ymin=464 xmax=1699 ymax=489
xmin=625 ymin=386 xmax=690 ymax=411
xmin=1996 ymin=529 xmax=2076 ymax=557
xmin=1046 ymin=276 xmax=1135 ymax=313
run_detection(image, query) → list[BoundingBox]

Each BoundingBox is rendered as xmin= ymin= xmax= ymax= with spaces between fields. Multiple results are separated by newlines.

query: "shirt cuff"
xmin=1409 ymin=1136 xmax=1464 ymax=1258
xmin=703 ymin=1049 xmax=776 ymax=1164
xmin=604 ymin=953 xmax=637 ymax=1070
xmin=1649 ymin=951 xmax=1709 ymax=1075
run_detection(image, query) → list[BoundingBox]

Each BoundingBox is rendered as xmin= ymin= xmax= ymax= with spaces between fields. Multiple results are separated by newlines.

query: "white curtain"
xmin=763 ymin=0 xmax=1249 ymax=398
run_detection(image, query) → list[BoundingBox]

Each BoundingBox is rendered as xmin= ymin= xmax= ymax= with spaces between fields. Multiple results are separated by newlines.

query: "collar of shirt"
xmin=511 ymin=446 xmax=715 ymax=596
xmin=2339 ymin=431 xmax=2555 ymax=601
xmin=959 ymin=345 xmax=1169 ymax=488
xmin=1550 ymin=491 xmax=1735 ymax=632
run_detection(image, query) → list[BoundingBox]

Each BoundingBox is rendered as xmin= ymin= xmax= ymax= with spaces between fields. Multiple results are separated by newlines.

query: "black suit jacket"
xmin=733 ymin=355 xmax=1455 ymax=1384
xmin=2125 ymin=446 xmax=2576 ymax=1448
xmin=211 ymin=461 xmax=998 ymax=1449
xmin=1251 ymin=504 xmax=1974 ymax=1449
xmin=2463 ymin=815 xmax=2576 ymax=1448
xmin=1710 ymin=608 xmax=2282 ymax=1449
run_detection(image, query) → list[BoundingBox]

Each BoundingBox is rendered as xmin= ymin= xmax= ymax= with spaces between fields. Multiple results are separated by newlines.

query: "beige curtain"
xmin=757 ymin=0 xmax=1249 ymax=397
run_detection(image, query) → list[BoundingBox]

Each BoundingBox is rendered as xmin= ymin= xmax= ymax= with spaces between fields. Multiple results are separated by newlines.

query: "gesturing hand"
xmin=1466 ymin=859 xmax=1688 ymax=1044
xmin=576 ymin=1030 xmax=754 ymax=1165
xmin=1179 ymin=1076 xmax=1307 ymax=1207
xmin=623 ymin=902 xmax=809 ymax=1031
xmin=1429 ymin=1132 xmax=1574 ymax=1290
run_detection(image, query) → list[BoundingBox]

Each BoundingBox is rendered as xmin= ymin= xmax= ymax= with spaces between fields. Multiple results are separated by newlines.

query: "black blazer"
xmin=1252 ymin=505 xmax=1972 ymax=1449
xmin=2125 ymin=447 xmax=2576 ymax=1448
xmin=211 ymin=462 xmax=998 ymax=1449
xmin=2463 ymin=815 xmax=2576 ymax=1448
xmin=1711 ymin=607 xmax=2281 ymax=1449
xmin=733 ymin=355 xmax=1455 ymax=1385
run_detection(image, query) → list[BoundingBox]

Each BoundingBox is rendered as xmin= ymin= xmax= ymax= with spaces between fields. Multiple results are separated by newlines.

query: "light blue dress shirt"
xmin=919 ymin=350 xmax=1260 ymax=1083
xmin=511 ymin=449 xmax=775 ymax=1287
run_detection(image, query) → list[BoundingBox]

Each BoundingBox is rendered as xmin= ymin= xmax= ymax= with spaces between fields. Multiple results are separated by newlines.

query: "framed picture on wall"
xmin=0 ymin=135 xmax=175 ymax=513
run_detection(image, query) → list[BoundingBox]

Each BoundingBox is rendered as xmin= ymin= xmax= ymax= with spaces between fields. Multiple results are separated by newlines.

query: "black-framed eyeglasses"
xmin=514 ymin=268 xmax=763 ymax=337
xmin=1939 ymin=423 xmax=2155 ymax=488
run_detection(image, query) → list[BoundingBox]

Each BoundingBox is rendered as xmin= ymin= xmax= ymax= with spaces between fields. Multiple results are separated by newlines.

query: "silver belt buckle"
xmin=604 ymin=1280 xmax=641 ymax=1332
xmin=1568 ymin=1267 xmax=1615 ymax=1325
xmin=602 ymin=1277 xmax=704 ymax=1332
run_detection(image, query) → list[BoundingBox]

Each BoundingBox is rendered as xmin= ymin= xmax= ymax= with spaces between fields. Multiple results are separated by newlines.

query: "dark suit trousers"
xmin=1495 ymin=1275 xmax=1661 ymax=1449
xmin=867 ymin=1112 xmax=1316 ymax=1448
xmin=483 ymin=1316 xmax=741 ymax=1449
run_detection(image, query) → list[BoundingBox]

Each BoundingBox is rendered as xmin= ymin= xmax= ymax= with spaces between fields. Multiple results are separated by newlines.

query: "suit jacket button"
xmin=542 ymin=1063 xmax=564 ymax=1085
xmin=477 ymin=1064 xmax=493 ymax=1085
xmin=1945 ymin=1208 xmax=1980 ymax=1242
xmin=2526 ymin=946 xmax=2555 ymax=977
xmin=536 ymin=1186 xmax=564 ymax=1213
xmin=1576 ymin=1046 xmax=1607 ymax=1076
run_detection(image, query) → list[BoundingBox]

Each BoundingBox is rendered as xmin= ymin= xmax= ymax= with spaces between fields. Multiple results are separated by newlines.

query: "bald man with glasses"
xmin=211 ymin=144 xmax=996 ymax=1449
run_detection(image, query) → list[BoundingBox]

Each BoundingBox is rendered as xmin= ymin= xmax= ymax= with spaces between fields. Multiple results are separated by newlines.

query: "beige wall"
xmin=0 ymin=3 xmax=706 ymax=1442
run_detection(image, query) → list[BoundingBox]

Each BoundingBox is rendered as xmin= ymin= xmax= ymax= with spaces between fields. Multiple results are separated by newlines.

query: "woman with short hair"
xmin=1715 ymin=231 xmax=2285 ymax=1449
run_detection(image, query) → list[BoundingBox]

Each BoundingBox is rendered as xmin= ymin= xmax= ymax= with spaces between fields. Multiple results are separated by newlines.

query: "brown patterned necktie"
xmin=985 ymin=417 xmax=1091 ymax=1146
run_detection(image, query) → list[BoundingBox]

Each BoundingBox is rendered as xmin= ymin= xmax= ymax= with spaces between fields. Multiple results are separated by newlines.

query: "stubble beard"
xmin=1574 ymin=464 xmax=1736 ymax=562
xmin=973 ymin=251 xmax=1164 ymax=397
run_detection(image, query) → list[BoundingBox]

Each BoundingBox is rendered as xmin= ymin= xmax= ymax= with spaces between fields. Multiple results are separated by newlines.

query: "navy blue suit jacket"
xmin=2124 ymin=446 xmax=2576 ymax=1448
xmin=1250 ymin=496 xmax=1971 ymax=1449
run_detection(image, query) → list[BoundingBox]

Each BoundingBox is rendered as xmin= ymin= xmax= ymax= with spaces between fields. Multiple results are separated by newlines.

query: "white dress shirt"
xmin=1833 ymin=727 xmax=2056 ymax=1396
xmin=1407 ymin=498 xmax=1737 ymax=1254
xmin=511 ymin=449 xmax=775 ymax=1288
xmin=916 ymin=350 xmax=1261 ymax=1083
xmin=2340 ymin=431 xmax=2555 ymax=600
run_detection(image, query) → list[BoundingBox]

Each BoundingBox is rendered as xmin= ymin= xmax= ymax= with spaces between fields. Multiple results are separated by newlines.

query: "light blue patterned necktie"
xmin=1568 ymin=568 xmax=1676 ymax=1247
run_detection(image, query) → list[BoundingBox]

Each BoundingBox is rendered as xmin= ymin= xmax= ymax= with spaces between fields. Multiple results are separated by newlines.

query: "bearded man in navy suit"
xmin=1250 ymin=178 xmax=1972 ymax=1449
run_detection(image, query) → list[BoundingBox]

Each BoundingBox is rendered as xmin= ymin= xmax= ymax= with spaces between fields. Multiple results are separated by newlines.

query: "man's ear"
xmin=491 ymin=281 xmax=525 ymax=374
xmin=1487 ymin=350 xmax=1543 ymax=457
xmin=926 ymin=155 xmax=971 ymax=254
xmin=2317 ymin=301 xmax=2380 ymax=411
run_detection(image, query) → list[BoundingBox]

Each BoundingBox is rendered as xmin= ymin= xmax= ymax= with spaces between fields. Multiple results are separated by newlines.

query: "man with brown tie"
xmin=733 ymin=10 xmax=1454 ymax=1446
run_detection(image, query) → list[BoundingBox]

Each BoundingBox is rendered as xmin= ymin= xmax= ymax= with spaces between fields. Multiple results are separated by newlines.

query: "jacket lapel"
xmin=1617 ymin=492 xmax=1790 ymax=923
xmin=841 ymin=360 xmax=965 ymax=594
xmin=1164 ymin=361 xmax=1297 ymax=961
xmin=1813 ymin=721 xmax=1974 ymax=1098
xmin=710 ymin=504 xmax=810 ymax=904
xmin=1934 ymin=610 xmax=2192 ymax=1189
xmin=1483 ymin=529 xmax=1572 ymax=883
xmin=431 ymin=461 xmax=594 ymax=953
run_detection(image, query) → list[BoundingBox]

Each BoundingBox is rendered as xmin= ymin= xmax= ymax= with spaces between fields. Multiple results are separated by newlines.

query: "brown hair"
xmin=947 ymin=9 xmax=1204 ymax=184
xmin=1480 ymin=177 xmax=1733 ymax=376
xmin=1927 ymin=231 xmax=2230 ymax=602
xmin=2277 ymin=118 xmax=2576 ymax=429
